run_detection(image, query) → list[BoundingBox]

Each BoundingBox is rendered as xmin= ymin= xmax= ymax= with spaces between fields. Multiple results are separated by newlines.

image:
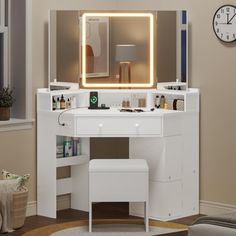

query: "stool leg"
xmin=89 ymin=201 xmax=92 ymax=232
xmin=144 ymin=201 xmax=149 ymax=232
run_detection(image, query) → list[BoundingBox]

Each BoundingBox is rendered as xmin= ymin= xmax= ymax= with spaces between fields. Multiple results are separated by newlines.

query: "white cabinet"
xmin=149 ymin=181 xmax=182 ymax=220
xmin=130 ymin=136 xmax=182 ymax=182
xmin=37 ymin=88 xmax=199 ymax=220
xmin=129 ymin=181 xmax=182 ymax=220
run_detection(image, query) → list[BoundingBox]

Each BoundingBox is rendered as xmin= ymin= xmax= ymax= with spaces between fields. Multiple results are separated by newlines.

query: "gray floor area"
xmin=51 ymin=224 xmax=185 ymax=236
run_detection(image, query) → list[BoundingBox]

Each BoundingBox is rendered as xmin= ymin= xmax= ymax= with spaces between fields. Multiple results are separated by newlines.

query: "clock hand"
xmin=227 ymin=13 xmax=236 ymax=24
xmin=227 ymin=13 xmax=229 ymax=24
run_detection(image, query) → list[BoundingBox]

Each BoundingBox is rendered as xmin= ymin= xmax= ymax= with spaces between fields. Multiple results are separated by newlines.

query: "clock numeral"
xmin=221 ymin=9 xmax=224 ymax=13
xmin=221 ymin=33 xmax=223 ymax=38
xmin=217 ymin=14 xmax=221 ymax=19
xmin=215 ymin=21 xmax=218 ymax=26
xmin=233 ymin=34 xmax=236 ymax=39
xmin=216 ymin=28 xmax=219 ymax=33
xmin=227 ymin=35 xmax=229 ymax=40
xmin=226 ymin=7 xmax=230 ymax=12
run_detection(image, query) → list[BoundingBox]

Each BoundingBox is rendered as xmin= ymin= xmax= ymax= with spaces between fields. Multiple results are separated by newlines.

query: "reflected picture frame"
xmin=80 ymin=16 xmax=110 ymax=78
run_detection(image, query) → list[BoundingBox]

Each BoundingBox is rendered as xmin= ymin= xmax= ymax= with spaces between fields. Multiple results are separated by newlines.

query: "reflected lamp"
xmin=115 ymin=44 xmax=136 ymax=84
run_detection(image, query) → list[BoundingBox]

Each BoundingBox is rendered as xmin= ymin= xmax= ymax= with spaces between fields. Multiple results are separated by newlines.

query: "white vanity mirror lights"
xmin=48 ymin=10 xmax=188 ymax=90
xmin=81 ymin=12 xmax=154 ymax=88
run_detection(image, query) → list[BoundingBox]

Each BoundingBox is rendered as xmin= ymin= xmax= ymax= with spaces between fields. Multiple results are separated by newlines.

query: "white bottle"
xmin=71 ymin=96 xmax=77 ymax=109
xmin=66 ymin=98 xmax=71 ymax=109
xmin=146 ymin=93 xmax=154 ymax=109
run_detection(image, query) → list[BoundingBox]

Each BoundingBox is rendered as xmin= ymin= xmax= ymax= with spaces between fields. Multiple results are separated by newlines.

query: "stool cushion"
xmin=89 ymin=159 xmax=148 ymax=173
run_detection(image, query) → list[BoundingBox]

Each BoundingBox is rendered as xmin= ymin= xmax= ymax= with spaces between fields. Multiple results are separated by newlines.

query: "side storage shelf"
xmin=56 ymin=155 xmax=89 ymax=168
xmin=56 ymin=136 xmax=89 ymax=197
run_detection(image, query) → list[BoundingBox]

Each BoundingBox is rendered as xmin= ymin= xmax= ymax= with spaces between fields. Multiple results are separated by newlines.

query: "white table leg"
xmin=145 ymin=201 xmax=149 ymax=232
xmin=89 ymin=201 xmax=92 ymax=232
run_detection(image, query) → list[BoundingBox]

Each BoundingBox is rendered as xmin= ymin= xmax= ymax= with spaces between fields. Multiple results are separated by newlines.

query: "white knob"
xmin=98 ymin=123 xmax=103 ymax=128
xmin=135 ymin=123 xmax=140 ymax=128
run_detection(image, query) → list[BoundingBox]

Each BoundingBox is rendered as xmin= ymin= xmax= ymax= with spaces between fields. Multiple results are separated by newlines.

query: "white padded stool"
xmin=89 ymin=159 xmax=149 ymax=232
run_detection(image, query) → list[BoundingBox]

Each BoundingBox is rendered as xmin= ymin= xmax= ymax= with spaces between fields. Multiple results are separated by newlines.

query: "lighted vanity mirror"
xmin=49 ymin=10 xmax=188 ymax=89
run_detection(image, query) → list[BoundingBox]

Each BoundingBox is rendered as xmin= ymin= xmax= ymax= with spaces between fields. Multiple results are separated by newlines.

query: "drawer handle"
xmin=98 ymin=123 xmax=103 ymax=128
xmin=135 ymin=123 xmax=140 ymax=128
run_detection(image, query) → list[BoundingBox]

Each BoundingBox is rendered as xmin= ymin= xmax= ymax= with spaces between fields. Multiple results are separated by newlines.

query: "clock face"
xmin=213 ymin=5 xmax=236 ymax=43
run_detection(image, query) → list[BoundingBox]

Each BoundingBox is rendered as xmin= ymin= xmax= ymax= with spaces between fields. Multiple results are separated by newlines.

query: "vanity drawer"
xmin=76 ymin=116 xmax=162 ymax=136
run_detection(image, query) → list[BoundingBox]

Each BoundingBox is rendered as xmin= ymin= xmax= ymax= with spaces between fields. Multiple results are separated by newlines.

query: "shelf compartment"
xmin=57 ymin=177 xmax=72 ymax=195
xmin=56 ymin=155 xmax=89 ymax=168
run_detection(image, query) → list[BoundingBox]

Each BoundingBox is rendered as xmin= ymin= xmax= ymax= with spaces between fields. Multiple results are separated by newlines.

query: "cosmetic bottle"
xmin=72 ymin=137 xmax=80 ymax=156
xmin=63 ymin=137 xmax=72 ymax=157
xmin=60 ymin=95 xmax=66 ymax=110
xmin=122 ymin=98 xmax=127 ymax=108
xmin=146 ymin=93 xmax=154 ymax=109
xmin=155 ymin=95 xmax=160 ymax=108
xmin=160 ymin=95 xmax=165 ymax=109
xmin=52 ymin=97 xmax=57 ymax=110
xmin=66 ymin=98 xmax=71 ymax=109
xmin=72 ymin=137 xmax=77 ymax=156
xmin=126 ymin=98 xmax=130 ymax=108
xmin=77 ymin=139 xmax=81 ymax=155
xmin=71 ymin=96 xmax=76 ymax=109
xmin=164 ymin=103 xmax=168 ymax=109
xmin=56 ymin=97 xmax=60 ymax=110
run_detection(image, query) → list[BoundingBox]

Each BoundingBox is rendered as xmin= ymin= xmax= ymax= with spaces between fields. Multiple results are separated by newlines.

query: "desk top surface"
xmin=52 ymin=107 xmax=182 ymax=117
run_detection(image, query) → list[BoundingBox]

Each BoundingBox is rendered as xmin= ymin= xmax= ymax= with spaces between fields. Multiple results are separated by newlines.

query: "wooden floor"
xmin=5 ymin=203 xmax=201 ymax=236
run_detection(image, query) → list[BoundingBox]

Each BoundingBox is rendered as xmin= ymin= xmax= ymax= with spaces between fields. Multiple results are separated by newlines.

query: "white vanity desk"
xmin=37 ymin=88 xmax=199 ymax=221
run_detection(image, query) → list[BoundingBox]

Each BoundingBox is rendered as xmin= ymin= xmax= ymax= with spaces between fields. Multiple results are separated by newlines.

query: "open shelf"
xmin=56 ymin=155 xmax=89 ymax=168
xmin=57 ymin=177 xmax=72 ymax=195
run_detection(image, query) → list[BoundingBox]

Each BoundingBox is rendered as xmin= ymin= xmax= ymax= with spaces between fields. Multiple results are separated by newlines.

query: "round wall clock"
xmin=213 ymin=4 xmax=236 ymax=43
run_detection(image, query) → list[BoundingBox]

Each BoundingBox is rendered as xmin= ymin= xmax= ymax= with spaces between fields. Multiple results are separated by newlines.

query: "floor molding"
xmin=28 ymin=199 xmax=236 ymax=217
xmin=200 ymin=200 xmax=236 ymax=215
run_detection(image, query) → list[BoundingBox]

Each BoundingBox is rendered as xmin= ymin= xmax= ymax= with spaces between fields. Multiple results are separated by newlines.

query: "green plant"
xmin=0 ymin=87 xmax=15 ymax=107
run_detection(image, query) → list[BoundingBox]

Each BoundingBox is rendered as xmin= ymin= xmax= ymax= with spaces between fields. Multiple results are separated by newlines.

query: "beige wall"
xmin=0 ymin=130 xmax=36 ymax=201
xmin=1 ymin=0 xmax=236 ymax=208
xmin=117 ymin=0 xmax=236 ymax=205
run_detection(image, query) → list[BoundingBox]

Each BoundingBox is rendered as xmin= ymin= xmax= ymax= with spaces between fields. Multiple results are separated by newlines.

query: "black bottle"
xmin=52 ymin=97 xmax=57 ymax=110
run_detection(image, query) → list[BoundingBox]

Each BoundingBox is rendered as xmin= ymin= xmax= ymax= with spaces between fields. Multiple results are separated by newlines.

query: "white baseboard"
xmin=26 ymin=195 xmax=71 ymax=217
xmin=200 ymin=200 xmax=236 ymax=216
xmin=27 ymin=199 xmax=236 ymax=217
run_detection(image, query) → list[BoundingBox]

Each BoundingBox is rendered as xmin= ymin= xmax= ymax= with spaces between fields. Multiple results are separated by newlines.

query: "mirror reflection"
xmin=49 ymin=10 xmax=188 ymax=89
xmin=81 ymin=13 xmax=152 ymax=87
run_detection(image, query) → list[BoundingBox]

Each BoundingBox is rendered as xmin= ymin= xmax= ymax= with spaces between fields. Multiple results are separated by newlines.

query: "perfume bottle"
xmin=60 ymin=95 xmax=65 ymax=110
